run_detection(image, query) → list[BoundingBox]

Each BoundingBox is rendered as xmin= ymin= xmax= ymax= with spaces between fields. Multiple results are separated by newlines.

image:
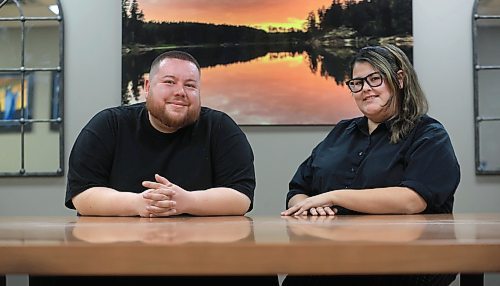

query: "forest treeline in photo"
xmin=123 ymin=0 xmax=411 ymax=48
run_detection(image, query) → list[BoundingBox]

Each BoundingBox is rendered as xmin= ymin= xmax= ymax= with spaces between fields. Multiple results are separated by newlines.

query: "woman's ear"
xmin=396 ymin=70 xmax=404 ymax=89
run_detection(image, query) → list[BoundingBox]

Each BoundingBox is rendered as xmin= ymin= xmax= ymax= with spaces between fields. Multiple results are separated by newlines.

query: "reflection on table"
xmin=71 ymin=216 xmax=253 ymax=244
xmin=284 ymin=214 xmax=429 ymax=242
xmin=0 ymin=214 xmax=499 ymax=276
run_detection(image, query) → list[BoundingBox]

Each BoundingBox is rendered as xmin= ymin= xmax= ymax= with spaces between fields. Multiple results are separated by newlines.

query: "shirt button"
xmin=351 ymin=167 xmax=355 ymax=172
xmin=358 ymin=151 xmax=363 ymax=156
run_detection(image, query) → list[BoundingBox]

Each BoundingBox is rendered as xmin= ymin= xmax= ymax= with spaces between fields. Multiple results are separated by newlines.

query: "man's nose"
xmin=174 ymin=84 xmax=187 ymax=96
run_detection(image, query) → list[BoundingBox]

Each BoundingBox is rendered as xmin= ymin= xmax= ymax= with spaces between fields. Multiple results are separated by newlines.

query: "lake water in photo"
xmin=123 ymin=47 xmax=362 ymax=125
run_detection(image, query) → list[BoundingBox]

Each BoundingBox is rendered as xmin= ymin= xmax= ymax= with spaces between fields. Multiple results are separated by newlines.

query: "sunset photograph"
xmin=122 ymin=0 xmax=412 ymax=125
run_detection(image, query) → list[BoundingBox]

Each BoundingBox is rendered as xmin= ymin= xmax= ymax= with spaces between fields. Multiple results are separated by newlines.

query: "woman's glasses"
xmin=346 ymin=72 xmax=383 ymax=93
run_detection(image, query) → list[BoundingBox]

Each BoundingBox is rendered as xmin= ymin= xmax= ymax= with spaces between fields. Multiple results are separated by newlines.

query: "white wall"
xmin=0 ymin=0 xmax=499 ymax=284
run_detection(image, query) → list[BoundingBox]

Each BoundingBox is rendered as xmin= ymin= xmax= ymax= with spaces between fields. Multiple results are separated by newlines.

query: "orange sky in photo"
xmin=137 ymin=0 xmax=335 ymax=31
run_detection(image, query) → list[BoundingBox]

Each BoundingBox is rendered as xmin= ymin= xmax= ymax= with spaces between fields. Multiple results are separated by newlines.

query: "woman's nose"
xmin=361 ymin=79 xmax=372 ymax=92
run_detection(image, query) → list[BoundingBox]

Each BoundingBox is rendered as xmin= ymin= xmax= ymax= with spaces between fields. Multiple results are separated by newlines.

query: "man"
xmin=31 ymin=51 xmax=279 ymax=286
xmin=65 ymin=51 xmax=255 ymax=217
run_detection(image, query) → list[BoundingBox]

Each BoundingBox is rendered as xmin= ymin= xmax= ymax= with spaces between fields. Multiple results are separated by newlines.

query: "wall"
xmin=0 ymin=0 xmax=499 ymax=285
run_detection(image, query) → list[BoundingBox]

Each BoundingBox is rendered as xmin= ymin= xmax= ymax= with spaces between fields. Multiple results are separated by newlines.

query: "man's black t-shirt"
xmin=66 ymin=103 xmax=255 ymax=211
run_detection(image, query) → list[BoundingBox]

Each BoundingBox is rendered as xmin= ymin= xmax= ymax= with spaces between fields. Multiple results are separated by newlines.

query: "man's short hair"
xmin=149 ymin=50 xmax=201 ymax=76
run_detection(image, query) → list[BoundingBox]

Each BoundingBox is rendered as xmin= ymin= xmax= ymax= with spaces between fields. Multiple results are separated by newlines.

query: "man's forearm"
xmin=186 ymin=187 xmax=251 ymax=216
xmin=72 ymin=187 xmax=144 ymax=216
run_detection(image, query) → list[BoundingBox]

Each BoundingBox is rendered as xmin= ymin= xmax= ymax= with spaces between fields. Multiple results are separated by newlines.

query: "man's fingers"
xmin=147 ymin=202 xmax=176 ymax=213
xmin=148 ymin=208 xmax=177 ymax=217
xmin=142 ymin=175 xmax=174 ymax=189
xmin=142 ymin=191 xmax=169 ymax=201
xmin=143 ymin=188 xmax=175 ymax=199
xmin=150 ymin=200 xmax=176 ymax=209
xmin=142 ymin=181 xmax=164 ymax=189
xmin=155 ymin=174 xmax=172 ymax=186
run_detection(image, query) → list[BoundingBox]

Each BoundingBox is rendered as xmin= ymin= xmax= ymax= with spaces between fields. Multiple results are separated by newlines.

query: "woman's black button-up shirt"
xmin=287 ymin=115 xmax=460 ymax=214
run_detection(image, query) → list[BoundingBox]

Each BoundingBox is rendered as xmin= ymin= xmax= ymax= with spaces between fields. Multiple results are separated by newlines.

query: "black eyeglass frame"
xmin=346 ymin=71 xmax=384 ymax=93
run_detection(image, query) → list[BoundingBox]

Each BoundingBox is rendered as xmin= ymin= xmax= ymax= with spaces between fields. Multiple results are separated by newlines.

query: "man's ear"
xmin=397 ymin=70 xmax=404 ymax=89
xmin=144 ymin=79 xmax=151 ymax=98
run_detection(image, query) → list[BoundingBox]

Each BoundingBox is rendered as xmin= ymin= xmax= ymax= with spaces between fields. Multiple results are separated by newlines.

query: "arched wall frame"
xmin=0 ymin=0 xmax=64 ymax=176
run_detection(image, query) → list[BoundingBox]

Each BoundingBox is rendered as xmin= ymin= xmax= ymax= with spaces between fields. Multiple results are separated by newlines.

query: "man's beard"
xmin=146 ymin=97 xmax=201 ymax=130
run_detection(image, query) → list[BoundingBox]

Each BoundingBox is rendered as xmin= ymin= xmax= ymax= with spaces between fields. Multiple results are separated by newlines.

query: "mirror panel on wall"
xmin=473 ymin=0 xmax=500 ymax=175
xmin=477 ymin=0 xmax=500 ymax=15
xmin=478 ymin=70 xmax=500 ymax=115
xmin=0 ymin=133 xmax=21 ymax=172
xmin=478 ymin=121 xmax=500 ymax=171
xmin=0 ymin=21 xmax=22 ymax=68
xmin=0 ymin=0 xmax=64 ymax=177
xmin=25 ymin=122 xmax=60 ymax=172
xmin=25 ymin=20 xmax=60 ymax=68
xmin=476 ymin=19 xmax=500 ymax=66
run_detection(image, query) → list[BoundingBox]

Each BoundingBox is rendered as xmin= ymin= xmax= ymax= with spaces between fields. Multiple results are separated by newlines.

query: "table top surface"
xmin=1 ymin=213 xmax=499 ymax=275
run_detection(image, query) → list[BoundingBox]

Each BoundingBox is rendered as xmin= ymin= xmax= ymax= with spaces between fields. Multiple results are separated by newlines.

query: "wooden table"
xmin=0 ymin=214 xmax=499 ymax=284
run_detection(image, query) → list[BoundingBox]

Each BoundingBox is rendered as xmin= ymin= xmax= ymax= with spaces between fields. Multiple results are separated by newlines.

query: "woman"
xmin=281 ymin=45 xmax=460 ymax=286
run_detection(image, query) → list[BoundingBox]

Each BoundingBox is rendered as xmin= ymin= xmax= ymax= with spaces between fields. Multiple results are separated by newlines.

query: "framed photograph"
xmin=0 ymin=73 xmax=33 ymax=132
xmin=122 ymin=0 xmax=413 ymax=125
